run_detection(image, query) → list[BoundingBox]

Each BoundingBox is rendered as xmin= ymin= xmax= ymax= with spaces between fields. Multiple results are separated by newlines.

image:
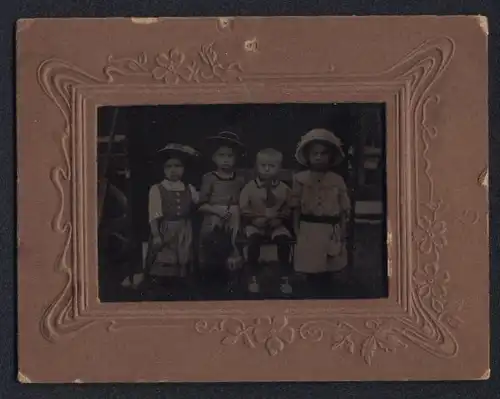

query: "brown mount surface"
xmin=16 ymin=16 xmax=488 ymax=382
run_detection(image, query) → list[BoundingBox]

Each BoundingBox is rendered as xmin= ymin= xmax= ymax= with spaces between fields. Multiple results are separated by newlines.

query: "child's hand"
xmin=222 ymin=210 xmax=232 ymax=220
xmin=253 ymin=217 xmax=267 ymax=228
xmin=215 ymin=208 xmax=231 ymax=219
xmin=152 ymin=235 xmax=162 ymax=248
xmin=131 ymin=273 xmax=144 ymax=289
xmin=265 ymin=208 xmax=278 ymax=219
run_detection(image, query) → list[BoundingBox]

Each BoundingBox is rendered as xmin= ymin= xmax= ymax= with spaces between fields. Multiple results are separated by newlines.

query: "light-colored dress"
xmin=291 ymin=170 xmax=351 ymax=273
xmin=146 ymin=180 xmax=199 ymax=277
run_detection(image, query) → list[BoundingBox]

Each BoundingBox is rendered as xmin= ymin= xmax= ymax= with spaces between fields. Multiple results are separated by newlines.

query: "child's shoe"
xmin=280 ymin=276 xmax=293 ymax=294
xmin=248 ymin=275 xmax=260 ymax=293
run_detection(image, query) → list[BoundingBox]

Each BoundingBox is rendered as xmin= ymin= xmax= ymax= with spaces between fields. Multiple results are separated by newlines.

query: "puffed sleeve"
xmin=188 ymin=184 xmax=199 ymax=204
xmin=148 ymin=184 xmax=162 ymax=223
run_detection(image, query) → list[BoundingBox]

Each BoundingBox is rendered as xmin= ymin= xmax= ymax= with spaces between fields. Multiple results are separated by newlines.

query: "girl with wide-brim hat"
xmin=142 ymin=143 xmax=201 ymax=293
xmin=291 ymin=128 xmax=351 ymax=285
xmin=198 ymin=131 xmax=246 ymax=287
xmin=294 ymin=128 xmax=345 ymax=167
xmin=156 ymin=143 xmax=201 ymax=164
xmin=205 ymin=130 xmax=246 ymax=154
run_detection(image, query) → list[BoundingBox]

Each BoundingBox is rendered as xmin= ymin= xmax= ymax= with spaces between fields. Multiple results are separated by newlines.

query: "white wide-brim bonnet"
xmin=295 ymin=128 xmax=345 ymax=166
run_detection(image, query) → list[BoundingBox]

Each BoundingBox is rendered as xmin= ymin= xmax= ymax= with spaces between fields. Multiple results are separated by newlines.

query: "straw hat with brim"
xmin=205 ymin=131 xmax=246 ymax=155
xmin=156 ymin=143 xmax=200 ymax=165
xmin=295 ymin=128 xmax=345 ymax=166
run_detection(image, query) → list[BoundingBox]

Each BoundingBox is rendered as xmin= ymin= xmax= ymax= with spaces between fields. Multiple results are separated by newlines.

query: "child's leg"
xmin=143 ymin=237 xmax=159 ymax=283
xmin=305 ymin=272 xmax=330 ymax=297
xmin=329 ymin=266 xmax=351 ymax=285
xmin=245 ymin=232 xmax=264 ymax=293
xmin=199 ymin=214 xmax=222 ymax=269
xmin=273 ymin=234 xmax=291 ymax=269
xmin=247 ymin=233 xmax=263 ymax=266
xmin=271 ymin=228 xmax=293 ymax=295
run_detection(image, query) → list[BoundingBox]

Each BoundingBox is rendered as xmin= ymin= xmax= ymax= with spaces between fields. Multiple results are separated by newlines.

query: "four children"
xmin=146 ymin=128 xmax=351 ymax=295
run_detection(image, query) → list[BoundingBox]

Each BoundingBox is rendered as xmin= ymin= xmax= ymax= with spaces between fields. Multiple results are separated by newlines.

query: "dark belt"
xmin=300 ymin=214 xmax=341 ymax=225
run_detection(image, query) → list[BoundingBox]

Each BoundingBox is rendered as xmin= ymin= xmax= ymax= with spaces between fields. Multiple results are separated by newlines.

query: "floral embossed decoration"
xmin=193 ymin=37 xmax=465 ymax=365
xmin=105 ymin=43 xmax=243 ymax=84
xmin=38 ymin=36 xmax=467 ymax=365
xmin=195 ymin=316 xmax=296 ymax=357
xmin=151 ymin=49 xmax=186 ymax=83
xmin=417 ymin=214 xmax=448 ymax=255
xmin=253 ymin=316 xmax=296 ymax=356
xmin=196 ymin=317 xmax=408 ymax=364
xmin=414 ymin=262 xmax=450 ymax=300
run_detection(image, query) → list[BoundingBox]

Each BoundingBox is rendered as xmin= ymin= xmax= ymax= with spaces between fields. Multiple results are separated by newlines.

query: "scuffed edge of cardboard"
xmin=17 ymin=371 xmax=32 ymax=383
xmin=478 ymin=168 xmax=488 ymax=189
xmin=130 ymin=17 xmax=160 ymax=25
xmin=478 ymin=368 xmax=491 ymax=380
xmin=16 ymin=19 xmax=36 ymax=33
xmin=476 ymin=15 xmax=489 ymax=36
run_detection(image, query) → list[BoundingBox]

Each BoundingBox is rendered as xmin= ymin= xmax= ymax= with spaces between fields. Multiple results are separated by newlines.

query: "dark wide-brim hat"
xmin=295 ymin=128 xmax=345 ymax=166
xmin=156 ymin=143 xmax=201 ymax=164
xmin=205 ymin=131 xmax=246 ymax=155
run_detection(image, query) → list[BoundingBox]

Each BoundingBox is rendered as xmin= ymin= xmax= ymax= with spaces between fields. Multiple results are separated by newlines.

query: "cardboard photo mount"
xmin=16 ymin=16 xmax=489 ymax=382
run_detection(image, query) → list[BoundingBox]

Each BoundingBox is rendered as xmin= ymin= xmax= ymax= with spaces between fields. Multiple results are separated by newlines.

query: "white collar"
xmin=255 ymin=177 xmax=280 ymax=188
xmin=161 ymin=179 xmax=185 ymax=191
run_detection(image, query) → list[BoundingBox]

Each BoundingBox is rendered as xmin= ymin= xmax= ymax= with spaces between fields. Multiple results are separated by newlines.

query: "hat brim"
xmin=155 ymin=148 xmax=199 ymax=165
xmin=205 ymin=136 xmax=246 ymax=154
xmin=295 ymin=139 xmax=345 ymax=166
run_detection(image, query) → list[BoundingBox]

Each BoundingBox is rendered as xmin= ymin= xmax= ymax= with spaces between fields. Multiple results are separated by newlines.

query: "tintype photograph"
xmin=98 ymin=103 xmax=387 ymax=302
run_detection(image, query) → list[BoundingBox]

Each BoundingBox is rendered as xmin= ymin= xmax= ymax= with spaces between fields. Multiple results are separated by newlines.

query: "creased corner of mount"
xmin=476 ymin=15 xmax=489 ymax=36
xmin=16 ymin=19 xmax=36 ymax=34
xmin=130 ymin=17 xmax=160 ymax=25
xmin=17 ymin=371 xmax=32 ymax=383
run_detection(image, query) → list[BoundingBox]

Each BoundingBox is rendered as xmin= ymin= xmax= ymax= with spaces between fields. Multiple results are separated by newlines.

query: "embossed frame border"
xmin=17 ymin=17 xmax=489 ymax=382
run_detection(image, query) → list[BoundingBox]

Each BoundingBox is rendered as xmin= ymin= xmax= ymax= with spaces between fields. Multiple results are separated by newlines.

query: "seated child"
xmin=198 ymin=131 xmax=246 ymax=283
xmin=239 ymin=148 xmax=292 ymax=292
xmin=144 ymin=144 xmax=200 ymax=292
xmin=291 ymin=128 xmax=351 ymax=290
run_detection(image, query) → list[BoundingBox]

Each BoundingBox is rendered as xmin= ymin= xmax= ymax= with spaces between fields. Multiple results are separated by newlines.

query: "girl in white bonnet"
xmin=291 ymin=128 xmax=351 ymax=289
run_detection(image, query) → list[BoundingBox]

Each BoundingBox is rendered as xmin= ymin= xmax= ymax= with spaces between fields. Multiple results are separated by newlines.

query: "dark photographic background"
xmin=4 ymin=1 xmax=498 ymax=398
xmin=98 ymin=103 xmax=387 ymax=302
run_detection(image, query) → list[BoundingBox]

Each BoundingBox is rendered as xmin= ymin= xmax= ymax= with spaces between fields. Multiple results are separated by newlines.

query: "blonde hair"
xmin=255 ymin=148 xmax=283 ymax=165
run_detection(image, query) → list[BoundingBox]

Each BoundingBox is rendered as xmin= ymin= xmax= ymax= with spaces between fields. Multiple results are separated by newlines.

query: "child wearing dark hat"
xmin=291 ymin=128 xmax=351 ymax=289
xmin=198 ymin=131 xmax=246 ymax=282
xmin=144 ymin=144 xmax=200 ymax=292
